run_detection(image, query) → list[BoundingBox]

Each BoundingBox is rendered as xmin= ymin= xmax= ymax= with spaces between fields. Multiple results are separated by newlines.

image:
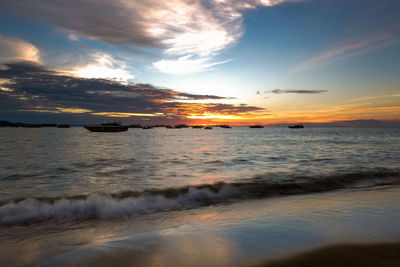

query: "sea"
xmin=0 ymin=126 xmax=399 ymax=266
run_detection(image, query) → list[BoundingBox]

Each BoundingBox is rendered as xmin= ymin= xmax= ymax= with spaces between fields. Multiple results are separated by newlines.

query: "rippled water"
xmin=0 ymin=127 xmax=399 ymax=224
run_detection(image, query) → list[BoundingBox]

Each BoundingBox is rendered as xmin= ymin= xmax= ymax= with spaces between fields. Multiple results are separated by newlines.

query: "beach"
xmin=256 ymin=242 xmax=400 ymax=267
xmin=1 ymin=182 xmax=399 ymax=266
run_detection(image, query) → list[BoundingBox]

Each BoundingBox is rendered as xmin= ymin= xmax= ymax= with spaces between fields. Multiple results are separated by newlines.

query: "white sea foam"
xmin=0 ymin=186 xmax=240 ymax=224
xmin=2 ymin=169 xmax=399 ymax=225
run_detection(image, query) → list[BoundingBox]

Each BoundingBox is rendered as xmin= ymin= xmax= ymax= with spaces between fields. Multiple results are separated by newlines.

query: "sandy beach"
xmin=82 ymin=242 xmax=400 ymax=267
xmin=2 ymin=185 xmax=398 ymax=267
xmin=256 ymin=242 xmax=400 ymax=267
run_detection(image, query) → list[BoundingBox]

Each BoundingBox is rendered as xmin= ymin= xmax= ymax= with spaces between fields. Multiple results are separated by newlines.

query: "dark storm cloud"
xmin=203 ymin=103 xmax=263 ymax=114
xmin=267 ymin=89 xmax=328 ymax=94
xmin=0 ymin=61 xmax=262 ymax=119
xmin=0 ymin=0 xmax=162 ymax=47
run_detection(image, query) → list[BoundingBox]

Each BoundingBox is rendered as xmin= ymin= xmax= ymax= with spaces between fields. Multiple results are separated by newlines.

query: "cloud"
xmin=267 ymin=89 xmax=328 ymax=94
xmin=0 ymin=0 xmax=300 ymax=74
xmin=295 ymin=24 xmax=400 ymax=71
xmin=0 ymin=61 xmax=263 ymax=122
xmin=152 ymin=55 xmax=230 ymax=74
xmin=68 ymin=33 xmax=79 ymax=41
xmin=0 ymin=35 xmax=40 ymax=63
xmin=69 ymin=52 xmax=134 ymax=82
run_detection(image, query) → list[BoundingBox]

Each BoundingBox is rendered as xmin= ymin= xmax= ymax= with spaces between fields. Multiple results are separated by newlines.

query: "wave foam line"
xmin=1 ymin=169 xmax=399 ymax=225
xmin=0 ymin=186 xmax=241 ymax=224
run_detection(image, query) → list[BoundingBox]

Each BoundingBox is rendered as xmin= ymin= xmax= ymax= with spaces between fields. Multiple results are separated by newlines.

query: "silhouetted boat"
xmin=192 ymin=125 xmax=203 ymax=128
xmin=84 ymin=122 xmax=128 ymax=132
xmin=22 ymin=124 xmax=42 ymax=128
xmin=249 ymin=125 xmax=264 ymax=128
xmin=175 ymin=124 xmax=189 ymax=128
xmin=57 ymin=124 xmax=70 ymax=128
xmin=204 ymin=126 xmax=213 ymax=129
xmin=127 ymin=124 xmax=142 ymax=128
xmin=288 ymin=124 xmax=304 ymax=128
xmin=220 ymin=125 xmax=232 ymax=128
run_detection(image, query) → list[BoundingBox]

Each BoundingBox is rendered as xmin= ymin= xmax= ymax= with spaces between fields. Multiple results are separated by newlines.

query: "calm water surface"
xmin=0 ymin=127 xmax=399 ymax=223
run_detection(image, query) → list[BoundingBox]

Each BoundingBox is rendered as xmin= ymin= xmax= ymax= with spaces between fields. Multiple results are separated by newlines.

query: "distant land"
xmin=0 ymin=121 xmax=73 ymax=127
xmin=0 ymin=120 xmax=26 ymax=127
xmin=1 ymin=119 xmax=400 ymax=128
xmin=265 ymin=119 xmax=400 ymax=128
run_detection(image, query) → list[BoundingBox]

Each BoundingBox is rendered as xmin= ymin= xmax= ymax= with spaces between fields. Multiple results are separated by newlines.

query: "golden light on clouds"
xmin=20 ymin=107 xmax=91 ymax=114
xmin=0 ymin=35 xmax=40 ymax=63
xmin=57 ymin=107 xmax=92 ymax=113
xmin=187 ymin=114 xmax=244 ymax=120
xmin=0 ymin=78 xmax=13 ymax=92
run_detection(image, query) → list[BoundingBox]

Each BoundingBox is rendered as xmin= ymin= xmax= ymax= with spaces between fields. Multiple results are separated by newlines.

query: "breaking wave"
xmin=1 ymin=169 xmax=399 ymax=225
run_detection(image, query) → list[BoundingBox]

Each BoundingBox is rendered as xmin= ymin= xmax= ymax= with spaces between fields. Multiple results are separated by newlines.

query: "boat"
xmin=166 ymin=125 xmax=179 ymax=129
xmin=288 ymin=124 xmax=304 ymax=128
xmin=175 ymin=124 xmax=189 ymax=128
xmin=219 ymin=125 xmax=232 ymax=128
xmin=22 ymin=124 xmax=42 ymax=128
xmin=204 ymin=126 xmax=213 ymax=129
xmin=84 ymin=122 xmax=128 ymax=132
xmin=142 ymin=126 xmax=153 ymax=129
xmin=249 ymin=125 xmax=264 ymax=128
xmin=127 ymin=124 xmax=142 ymax=128
xmin=192 ymin=125 xmax=204 ymax=129
xmin=57 ymin=124 xmax=70 ymax=128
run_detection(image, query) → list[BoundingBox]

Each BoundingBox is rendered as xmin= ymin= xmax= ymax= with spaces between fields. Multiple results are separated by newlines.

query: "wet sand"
xmin=1 ymin=187 xmax=400 ymax=267
xmin=82 ymin=242 xmax=400 ymax=267
xmin=255 ymin=242 xmax=400 ymax=267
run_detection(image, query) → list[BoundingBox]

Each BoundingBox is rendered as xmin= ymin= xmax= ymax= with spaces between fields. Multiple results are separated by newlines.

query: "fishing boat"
xmin=22 ymin=124 xmax=42 ymax=128
xmin=288 ymin=124 xmax=304 ymax=128
xmin=127 ymin=124 xmax=142 ymax=128
xmin=249 ymin=125 xmax=264 ymax=128
xmin=57 ymin=124 xmax=70 ymax=128
xmin=84 ymin=122 xmax=128 ymax=132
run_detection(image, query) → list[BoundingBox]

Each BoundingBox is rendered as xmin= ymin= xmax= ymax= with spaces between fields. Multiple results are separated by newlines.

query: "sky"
xmin=0 ymin=0 xmax=399 ymax=125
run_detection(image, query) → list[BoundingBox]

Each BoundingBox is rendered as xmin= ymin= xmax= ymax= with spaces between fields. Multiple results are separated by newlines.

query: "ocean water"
xmin=1 ymin=126 xmax=400 ymax=266
xmin=0 ymin=126 xmax=399 ymax=224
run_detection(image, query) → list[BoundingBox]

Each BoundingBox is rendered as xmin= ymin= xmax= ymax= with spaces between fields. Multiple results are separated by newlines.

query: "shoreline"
xmin=1 ymin=187 xmax=400 ymax=266
xmin=254 ymin=242 xmax=400 ymax=267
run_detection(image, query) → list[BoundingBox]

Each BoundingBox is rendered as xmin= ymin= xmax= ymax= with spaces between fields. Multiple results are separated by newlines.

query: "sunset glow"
xmin=0 ymin=0 xmax=399 ymax=126
xmin=1 ymin=3 xmax=400 ymax=266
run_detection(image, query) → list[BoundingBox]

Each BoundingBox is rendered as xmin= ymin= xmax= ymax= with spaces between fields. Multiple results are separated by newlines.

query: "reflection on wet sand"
xmin=82 ymin=234 xmax=239 ymax=267
xmin=1 ymin=187 xmax=399 ymax=267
